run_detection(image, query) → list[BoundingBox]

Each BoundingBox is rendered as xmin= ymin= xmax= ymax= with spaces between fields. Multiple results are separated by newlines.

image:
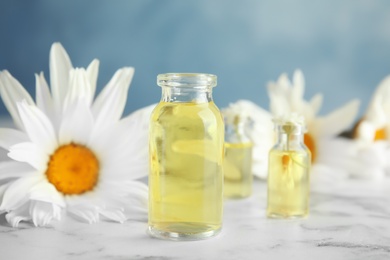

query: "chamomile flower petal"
xmin=368 ymin=76 xmax=390 ymax=112
xmin=35 ymin=72 xmax=56 ymax=126
xmin=90 ymin=104 xmax=154 ymax=177
xmin=8 ymin=142 xmax=49 ymax=171
xmin=309 ymin=93 xmax=323 ymax=118
xmin=29 ymin=181 xmax=65 ymax=207
xmin=356 ymin=76 xmax=390 ymax=142
xmin=86 ymin=59 xmax=99 ymax=99
xmin=66 ymin=203 xmax=99 ymax=224
xmin=59 ymin=98 xmax=94 ymax=145
xmin=276 ymin=73 xmax=291 ymax=91
xmin=95 ymin=143 xmax=147 ymax=180
xmin=320 ymin=138 xmax=387 ymax=180
xmin=312 ymin=100 xmax=360 ymax=138
xmin=0 ymin=175 xmax=42 ymax=211
xmin=0 ymin=71 xmax=35 ymax=130
xmin=92 ymin=67 xmax=134 ymax=132
xmin=5 ymin=201 xmax=31 ymax=227
xmin=0 ymin=161 xmax=34 ymax=180
xmin=366 ymin=96 xmax=387 ymax=128
xmin=290 ymin=70 xmax=305 ymax=112
xmin=100 ymin=160 xmax=147 ymax=180
xmin=99 ymin=207 xmax=126 ymax=223
xmin=356 ymin=121 xmax=377 ymax=143
xmin=63 ymin=68 xmax=93 ymax=111
xmin=17 ymin=101 xmax=57 ymax=154
xmin=293 ymin=69 xmax=305 ymax=90
xmin=0 ymin=183 xmax=11 ymax=210
xmin=347 ymin=142 xmax=387 ymax=180
xmin=49 ymin=42 xmax=73 ymax=113
xmin=100 ymin=180 xmax=148 ymax=199
xmin=0 ymin=128 xmax=29 ymax=150
xmin=30 ymin=200 xmax=62 ymax=227
xmin=96 ymin=180 xmax=148 ymax=221
xmin=268 ymin=93 xmax=289 ymax=118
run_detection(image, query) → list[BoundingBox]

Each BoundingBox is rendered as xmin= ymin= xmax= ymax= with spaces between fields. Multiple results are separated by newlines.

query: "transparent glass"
xmin=148 ymin=73 xmax=224 ymax=241
xmin=223 ymin=117 xmax=253 ymax=199
xmin=267 ymin=124 xmax=311 ymax=218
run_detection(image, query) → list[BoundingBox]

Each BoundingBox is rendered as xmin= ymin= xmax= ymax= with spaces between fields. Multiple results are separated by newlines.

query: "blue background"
xmin=1 ymin=0 xmax=390 ymax=119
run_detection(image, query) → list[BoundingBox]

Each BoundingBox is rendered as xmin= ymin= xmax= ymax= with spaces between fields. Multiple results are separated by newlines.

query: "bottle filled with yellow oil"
xmin=149 ymin=73 xmax=224 ymax=240
xmin=222 ymin=107 xmax=253 ymax=199
xmin=267 ymin=115 xmax=311 ymax=218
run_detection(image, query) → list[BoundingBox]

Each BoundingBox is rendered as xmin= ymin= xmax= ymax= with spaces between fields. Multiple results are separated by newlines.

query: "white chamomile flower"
xmin=228 ymin=70 xmax=360 ymax=179
xmin=345 ymin=76 xmax=390 ymax=179
xmin=0 ymin=42 xmax=154 ymax=227
xmin=267 ymin=69 xmax=360 ymax=167
xmin=354 ymin=76 xmax=390 ymax=143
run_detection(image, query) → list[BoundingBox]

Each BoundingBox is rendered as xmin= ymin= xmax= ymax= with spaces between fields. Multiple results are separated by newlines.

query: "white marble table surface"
xmin=1 ymin=173 xmax=390 ymax=260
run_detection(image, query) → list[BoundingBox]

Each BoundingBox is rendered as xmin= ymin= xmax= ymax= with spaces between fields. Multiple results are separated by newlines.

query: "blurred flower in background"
xmin=267 ymin=70 xmax=360 ymax=166
xmin=341 ymin=76 xmax=390 ymax=179
xmin=354 ymin=76 xmax=390 ymax=143
xmin=0 ymin=43 xmax=153 ymax=227
xmin=225 ymin=70 xmax=360 ymax=180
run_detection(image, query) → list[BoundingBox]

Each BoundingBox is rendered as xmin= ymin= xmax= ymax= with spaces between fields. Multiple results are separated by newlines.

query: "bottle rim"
xmin=274 ymin=123 xmax=306 ymax=134
xmin=157 ymin=73 xmax=217 ymax=88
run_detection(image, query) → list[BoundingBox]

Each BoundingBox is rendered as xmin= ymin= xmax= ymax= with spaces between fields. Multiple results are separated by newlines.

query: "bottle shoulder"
xmin=270 ymin=143 xmax=309 ymax=153
xmin=150 ymin=101 xmax=224 ymax=125
xmin=225 ymin=131 xmax=252 ymax=144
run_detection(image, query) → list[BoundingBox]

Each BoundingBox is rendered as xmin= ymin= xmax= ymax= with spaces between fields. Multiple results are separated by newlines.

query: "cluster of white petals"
xmin=267 ymin=70 xmax=360 ymax=146
xmin=0 ymin=43 xmax=154 ymax=227
xmin=356 ymin=76 xmax=390 ymax=143
xmin=223 ymin=70 xmax=360 ymax=180
xmin=344 ymin=76 xmax=390 ymax=179
xmin=272 ymin=113 xmax=305 ymax=128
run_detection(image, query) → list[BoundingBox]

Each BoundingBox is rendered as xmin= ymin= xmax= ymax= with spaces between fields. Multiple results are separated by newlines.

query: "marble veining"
xmin=1 ymin=177 xmax=390 ymax=259
xmin=316 ymin=241 xmax=390 ymax=252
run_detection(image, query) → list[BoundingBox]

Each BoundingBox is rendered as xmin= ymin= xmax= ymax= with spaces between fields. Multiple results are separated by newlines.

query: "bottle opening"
xmin=273 ymin=114 xmax=307 ymax=134
xmin=157 ymin=73 xmax=217 ymax=88
xmin=275 ymin=123 xmax=305 ymax=135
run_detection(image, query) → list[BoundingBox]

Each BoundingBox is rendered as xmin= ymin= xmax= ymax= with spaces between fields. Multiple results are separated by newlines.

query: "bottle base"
xmin=148 ymin=223 xmax=221 ymax=241
xmin=267 ymin=212 xmax=308 ymax=219
xmin=224 ymin=194 xmax=251 ymax=199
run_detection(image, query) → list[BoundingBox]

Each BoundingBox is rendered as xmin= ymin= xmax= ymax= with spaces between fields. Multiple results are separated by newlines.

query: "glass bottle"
xmin=222 ymin=112 xmax=253 ymax=199
xmin=148 ymin=73 xmax=224 ymax=241
xmin=266 ymin=116 xmax=311 ymax=218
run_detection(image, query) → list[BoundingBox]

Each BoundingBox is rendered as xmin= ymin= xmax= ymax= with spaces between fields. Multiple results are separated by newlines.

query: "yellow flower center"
xmin=304 ymin=133 xmax=316 ymax=163
xmin=374 ymin=127 xmax=386 ymax=141
xmin=45 ymin=143 xmax=99 ymax=195
xmin=352 ymin=119 xmax=387 ymax=141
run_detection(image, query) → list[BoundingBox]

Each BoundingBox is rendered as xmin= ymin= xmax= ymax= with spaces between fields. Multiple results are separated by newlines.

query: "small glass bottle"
xmin=148 ymin=73 xmax=224 ymax=241
xmin=222 ymin=110 xmax=253 ymax=199
xmin=267 ymin=115 xmax=311 ymax=218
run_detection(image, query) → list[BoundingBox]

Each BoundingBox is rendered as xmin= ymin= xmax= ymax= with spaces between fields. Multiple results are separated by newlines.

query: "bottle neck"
xmin=225 ymin=121 xmax=251 ymax=143
xmin=161 ymin=86 xmax=213 ymax=103
xmin=276 ymin=133 xmax=304 ymax=150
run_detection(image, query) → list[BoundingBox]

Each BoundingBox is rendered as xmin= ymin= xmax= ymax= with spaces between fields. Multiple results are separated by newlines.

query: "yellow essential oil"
xmin=149 ymin=74 xmax=224 ymax=241
xmin=223 ymin=142 xmax=253 ymax=198
xmin=267 ymin=150 xmax=310 ymax=218
xmin=266 ymin=116 xmax=311 ymax=218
